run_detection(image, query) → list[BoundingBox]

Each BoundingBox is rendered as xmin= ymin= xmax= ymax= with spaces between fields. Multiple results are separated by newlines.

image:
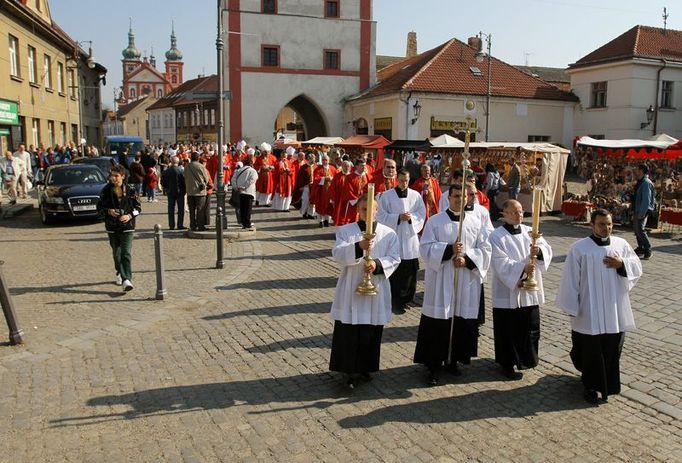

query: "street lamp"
xmin=411 ymin=100 xmax=422 ymax=125
xmin=66 ymin=41 xmax=99 ymax=155
xmin=215 ymin=0 xmax=226 ymax=269
xmin=475 ymin=32 xmax=492 ymax=142
xmin=640 ymin=105 xmax=655 ymax=129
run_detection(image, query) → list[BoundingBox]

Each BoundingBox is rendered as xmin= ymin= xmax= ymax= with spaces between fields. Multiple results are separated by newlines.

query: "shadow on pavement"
xmin=218 ymin=276 xmax=337 ymax=291
xmin=49 ymin=367 xmax=416 ymax=427
xmin=203 ymin=301 xmax=330 ymax=321
xmin=338 ymin=374 xmax=589 ymax=428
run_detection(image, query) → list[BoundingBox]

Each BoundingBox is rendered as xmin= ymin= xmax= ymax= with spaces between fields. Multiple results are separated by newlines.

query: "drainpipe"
xmin=652 ymin=59 xmax=666 ymax=136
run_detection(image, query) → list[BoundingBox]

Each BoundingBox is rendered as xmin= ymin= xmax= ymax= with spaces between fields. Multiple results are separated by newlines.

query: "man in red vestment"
xmin=410 ymin=164 xmax=441 ymax=220
xmin=335 ymin=158 xmax=370 ymax=226
xmin=255 ymin=143 xmax=276 ymax=206
xmin=272 ymin=150 xmax=295 ymax=211
xmin=329 ymin=160 xmax=353 ymax=226
xmin=371 ymin=158 xmax=397 ymax=199
xmin=311 ymin=154 xmax=338 ymax=227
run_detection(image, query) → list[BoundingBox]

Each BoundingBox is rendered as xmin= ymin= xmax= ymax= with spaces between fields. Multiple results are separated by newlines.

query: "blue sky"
xmin=51 ymin=0 xmax=678 ymax=109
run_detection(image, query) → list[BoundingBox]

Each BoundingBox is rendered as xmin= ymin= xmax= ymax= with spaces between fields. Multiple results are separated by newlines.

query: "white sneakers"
xmin=115 ymin=272 xmax=123 ymax=286
xmin=122 ymin=279 xmax=134 ymax=292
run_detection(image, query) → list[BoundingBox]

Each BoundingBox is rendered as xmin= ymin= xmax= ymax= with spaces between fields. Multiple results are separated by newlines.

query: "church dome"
xmin=122 ymin=26 xmax=141 ymax=60
xmin=165 ymin=27 xmax=183 ymax=61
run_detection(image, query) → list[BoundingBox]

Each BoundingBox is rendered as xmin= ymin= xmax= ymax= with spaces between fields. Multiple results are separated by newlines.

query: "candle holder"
xmin=522 ymin=231 xmax=541 ymax=292
xmin=356 ymin=232 xmax=378 ymax=296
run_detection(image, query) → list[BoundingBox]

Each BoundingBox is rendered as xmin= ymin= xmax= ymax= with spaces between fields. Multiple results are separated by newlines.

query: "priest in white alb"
xmin=414 ymin=184 xmax=491 ymax=385
xmin=556 ymin=208 xmax=642 ymax=404
xmin=489 ymin=199 xmax=552 ymax=380
xmin=376 ymin=168 xmax=426 ymax=314
xmin=329 ymin=194 xmax=401 ymax=389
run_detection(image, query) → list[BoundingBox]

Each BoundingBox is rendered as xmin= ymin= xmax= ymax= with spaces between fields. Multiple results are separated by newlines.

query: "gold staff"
xmin=447 ymin=102 xmax=475 ymax=366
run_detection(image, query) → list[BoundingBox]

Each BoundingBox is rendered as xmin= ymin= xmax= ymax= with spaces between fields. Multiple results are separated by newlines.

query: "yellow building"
xmin=0 ymin=0 xmax=106 ymax=154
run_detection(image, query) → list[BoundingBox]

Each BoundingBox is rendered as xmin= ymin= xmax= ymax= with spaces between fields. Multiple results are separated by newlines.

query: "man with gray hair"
xmin=161 ymin=156 xmax=186 ymax=230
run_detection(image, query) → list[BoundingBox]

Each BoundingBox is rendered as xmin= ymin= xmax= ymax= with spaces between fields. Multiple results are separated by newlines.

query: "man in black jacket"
xmin=97 ymin=165 xmax=142 ymax=292
xmin=161 ymin=156 xmax=186 ymax=230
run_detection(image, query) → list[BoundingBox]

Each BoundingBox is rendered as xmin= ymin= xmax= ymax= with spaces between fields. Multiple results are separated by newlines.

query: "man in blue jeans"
xmin=161 ymin=156 xmax=186 ymax=230
xmin=633 ymin=164 xmax=656 ymax=260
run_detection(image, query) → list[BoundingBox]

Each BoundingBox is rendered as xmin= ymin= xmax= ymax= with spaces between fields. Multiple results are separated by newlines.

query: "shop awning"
xmin=273 ymin=138 xmax=301 ymax=149
xmin=301 ymin=136 xmax=345 ymax=145
xmin=576 ymin=134 xmax=681 ymax=159
xmin=385 ymin=139 xmax=433 ymax=151
xmin=335 ymin=135 xmax=392 ymax=149
xmin=576 ymin=135 xmax=677 ymax=150
xmin=429 ymin=134 xmax=465 ymax=148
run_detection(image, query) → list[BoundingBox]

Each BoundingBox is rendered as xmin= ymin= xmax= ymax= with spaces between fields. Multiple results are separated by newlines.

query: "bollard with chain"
xmin=154 ymin=224 xmax=167 ymax=300
xmin=0 ymin=261 xmax=24 ymax=345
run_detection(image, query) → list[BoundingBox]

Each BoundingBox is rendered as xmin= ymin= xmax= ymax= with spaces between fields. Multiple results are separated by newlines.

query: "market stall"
xmin=301 ymin=136 xmax=345 ymax=146
xmin=335 ymin=135 xmax=392 ymax=169
xmin=384 ymin=139 xmax=433 ymax=168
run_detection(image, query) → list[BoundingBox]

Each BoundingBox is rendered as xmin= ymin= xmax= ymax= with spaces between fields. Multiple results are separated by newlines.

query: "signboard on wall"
xmin=374 ymin=117 xmax=392 ymax=131
xmin=0 ymin=99 xmax=19 ymax=125
xmin=430 ymin=117 xmax=477 ymax=131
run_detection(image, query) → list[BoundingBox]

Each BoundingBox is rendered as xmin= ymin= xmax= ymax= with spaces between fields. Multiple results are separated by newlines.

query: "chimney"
xmin=468 ymin=36 xmax=482 ymax=52
xmin=406 ymin=31 xmax=417 ymax=58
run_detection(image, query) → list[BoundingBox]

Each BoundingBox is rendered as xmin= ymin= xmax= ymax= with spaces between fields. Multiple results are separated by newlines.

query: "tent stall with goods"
xmin=273 ymin=138 xmax=302 ymax=150
xmin=435 ymin=142 xmax=569 ymax=213
xmin=384 ymin=139 xmax=433 ymax=168
xmin=335 ymin=135 xmax=392 ymax=169
xmin=302 ymin=137 xmax=345 ymax=146
xmin=575 ymin=134 xmax=682 ymax=225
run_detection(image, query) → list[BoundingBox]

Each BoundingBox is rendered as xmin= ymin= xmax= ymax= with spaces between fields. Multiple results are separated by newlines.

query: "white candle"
xmin=366 ymin=184 xmax=375 ymax=235
xmin=532 ymin=188 xmax=542 ymax=233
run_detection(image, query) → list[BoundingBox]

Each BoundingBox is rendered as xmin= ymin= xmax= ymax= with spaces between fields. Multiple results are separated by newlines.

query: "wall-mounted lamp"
xmin=640 ymin=105 xmax=655 ymax=129
xmin=411 ymin=100 xmax=422 ymax=125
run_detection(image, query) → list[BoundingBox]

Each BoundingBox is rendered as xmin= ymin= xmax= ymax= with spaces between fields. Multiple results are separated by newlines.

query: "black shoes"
xmin=641 ymin=251 xmax=652 ymax=260
xmin=323 ymin=220 xmax=330 ymax=227
xmin=346 ymin=373 xmax=372 ymax=389
xmin=502 ymin=366 xmax=523 ymax=381
xmin=446 ymin=363 xmax=462 ymax=377
xmin=319 ymin=222 xmax=324 ymax=228
xmin=392 ymin=305 xmax=406 ymax=315
xmin=428 ymin=372 xmax=439 ymax=386
xmin=583 ymin=389 xmax=599 ymax=404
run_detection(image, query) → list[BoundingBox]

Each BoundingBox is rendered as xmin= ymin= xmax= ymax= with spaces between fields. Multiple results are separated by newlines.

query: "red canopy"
xmin=336 ymin=135 xmax=392 ymax=168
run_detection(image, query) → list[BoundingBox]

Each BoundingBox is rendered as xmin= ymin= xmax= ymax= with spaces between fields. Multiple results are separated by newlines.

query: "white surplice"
xmin=489 ymin=223 xmax=553 ymax=309
xmin=330 ymin=222 xmax=401 ymax=326
xmin=420 ymin=209 xmax=492 ymax=320
xmin=376 ymin=187 xmax=426 ymax=260
xmin=555 ymin=236 xmax=642 ymax=335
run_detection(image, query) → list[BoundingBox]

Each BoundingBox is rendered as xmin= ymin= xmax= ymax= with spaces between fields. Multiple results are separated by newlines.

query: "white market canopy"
xmin=576 ymin=134 xmax=679 ymax=150
xmin=429 ymin=134 xmax=465 ymax=148
xmin=468 ymin=142 xmax=570 ymax=154
xmin=302 ymin=136 xmax=345 ymax=145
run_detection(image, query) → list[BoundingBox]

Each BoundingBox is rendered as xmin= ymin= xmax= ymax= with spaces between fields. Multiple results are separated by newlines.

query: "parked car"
xmin=37 ymin=165 xmax=107 ymax=225
xmin=72 ymin=156 xmax=119 ymax=176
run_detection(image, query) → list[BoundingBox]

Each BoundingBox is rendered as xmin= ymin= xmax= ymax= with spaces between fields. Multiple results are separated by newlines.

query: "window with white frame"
xmin=31 ymin=118 xmax=40 ymax=146
xmin=47 ymin=120 xmax=55 ymax=146
xmin=60 ymin=122 xmax=67 ymax=144
xmin=8 ymin=35 xmax=20 ymax=77
xmin=661 ymin=81 xmax=674 ymax=108
xmin=43 ymin=54 xmax=52 ymax=89
xmin=590 ymin=81 xmax=607 ymax=108
xmin=28 ymin=45 xmax=37 ymax=83
xmin=210 ymin=109 xmax=215 ymax=126
xmin=57 ymin=62 xmax=64 ymax=93
xmin=67 ymin=68 xmax=75 ymax=98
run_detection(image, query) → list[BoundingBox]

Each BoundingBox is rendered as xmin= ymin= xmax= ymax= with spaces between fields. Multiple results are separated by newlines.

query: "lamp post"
xmin=640 ymin=105 xmax=655 ymax=130
xmin=215 ymin=0 xmax=226 ymax=269
xmin=66 ymin=41 xmax=97 ymax=156
xmin=475 ymin=32 xmax=492 ymax=142
xmin=411 ymin=100 xmax=422 ymax=125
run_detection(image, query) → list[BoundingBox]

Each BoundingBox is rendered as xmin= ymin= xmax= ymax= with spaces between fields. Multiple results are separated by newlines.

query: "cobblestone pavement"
xmin=0 ymin=196 xmax=680 ymax=462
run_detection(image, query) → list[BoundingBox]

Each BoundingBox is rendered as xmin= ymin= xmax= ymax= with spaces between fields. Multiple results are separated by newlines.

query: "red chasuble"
xmin=311 ymin=164 xmax=338 ymax=217
xmin=410 ymin=176 xmax=442 ymax=220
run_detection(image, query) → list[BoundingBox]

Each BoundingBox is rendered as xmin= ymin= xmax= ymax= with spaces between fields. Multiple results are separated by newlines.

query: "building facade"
xmin=120 ymin=24 xmax=183 ymax=105
xmin=0 ymin=0 xmax=106 ymax=152
xmin=345 ymin=37 xmax=578 ymax=147
xmin=223 ymin=0 xmax=376 ymax=144
xmin=568 ymin=25 xmax=682 ymax=140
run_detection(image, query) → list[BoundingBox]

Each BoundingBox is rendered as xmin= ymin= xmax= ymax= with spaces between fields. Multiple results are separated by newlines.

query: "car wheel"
xmin=39 ymin=204 xmax=53 ymax=225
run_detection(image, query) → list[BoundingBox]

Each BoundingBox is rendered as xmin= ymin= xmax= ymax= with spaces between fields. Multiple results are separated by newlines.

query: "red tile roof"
xmin=146 ymin=75 xmax=217 ymax=111
xmin=570 ymin=25 xmax=682 ymax=68
xmin=354 ymin=38 xmax=577 ymax=102
xmin=117 ymin=95 xmax=152 ymax=118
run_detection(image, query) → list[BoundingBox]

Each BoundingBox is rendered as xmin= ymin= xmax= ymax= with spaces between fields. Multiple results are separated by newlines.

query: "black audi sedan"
xmin=72 ymin=156 xmax=119 ymax=176
xmin=37 ymin=164 xmax=108 ymax=224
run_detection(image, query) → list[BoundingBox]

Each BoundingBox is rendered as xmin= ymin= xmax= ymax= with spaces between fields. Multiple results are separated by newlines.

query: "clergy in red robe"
xmin=311 ymin=154 xmax=338 ymax=227
xmin=410 ymin=164 xmax=442 ymax=220
xmin=329 ymin=160 xmax=353 ymax=226
xmin=371 ymin=158 xmax=398 ymax=199
xmin=336 ymin=158 xmax=370 ymax=226
xmin=205 ymin=151 xmax=219 ymax=184
xmin=255 ymin=143 xmax=276 ymax=206
xmin=272 ymin=150 xmax=295 ymax=211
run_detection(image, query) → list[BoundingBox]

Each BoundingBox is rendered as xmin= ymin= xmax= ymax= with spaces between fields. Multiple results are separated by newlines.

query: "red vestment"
xmin=475 ymin=190 xmax=490 ymax=210
xmin=310 ymin=164 xmax=338 ymax=217
xmin=410 ymin=176 xmax=442 ymax=219
xmin=328 ymin=171 xmax=349 ymax=225
xmin=274 ymin=159 xmax=294 ymax=197
xmin=336 ymin=171 xmax=369 ymax=225
xmin=371 ymin=171 xmax=397 ymax=196
xmin=255 ymin=153 xmax=276 ymax=195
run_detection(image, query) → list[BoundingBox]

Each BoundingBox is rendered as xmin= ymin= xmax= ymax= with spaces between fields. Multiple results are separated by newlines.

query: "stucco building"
xmin=222 ymin=0 xmax=376 ymax=143
xmin=568 ymin=25 xmax=682 ymax=140
xmin=0 ymin=0 xmax=106 ymax=152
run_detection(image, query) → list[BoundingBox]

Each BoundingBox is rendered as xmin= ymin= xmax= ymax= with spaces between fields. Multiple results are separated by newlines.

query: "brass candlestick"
xmin=356 ymin=232 xmax=378 ymax=296
xmin=522 ymin=231 xmax=541 ymax=291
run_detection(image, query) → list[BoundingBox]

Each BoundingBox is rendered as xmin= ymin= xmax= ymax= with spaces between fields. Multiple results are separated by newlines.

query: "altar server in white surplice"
xmin=376 ymin=169 xmax=426 ymax=315
xmin=489 ymin=199 xmax=552 ymax=381
xmin=556 ymin=208 xmax=642 ymax=405
xmin=414 ymin=184 xmax=491 ymax=386
xmin=329 ymin=194 xmax=401 ymax=389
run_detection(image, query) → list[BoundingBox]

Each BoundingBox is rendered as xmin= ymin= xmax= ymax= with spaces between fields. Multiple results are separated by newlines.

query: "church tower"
xmin=121 ymin=21 xmax=142 ymax=103
xmin=164 ymin=23 xmax=184 ymax=91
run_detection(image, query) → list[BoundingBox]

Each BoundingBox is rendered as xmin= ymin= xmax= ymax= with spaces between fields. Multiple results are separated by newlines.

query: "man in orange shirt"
xmin=410 ymin=164 xmax=441 ymax=220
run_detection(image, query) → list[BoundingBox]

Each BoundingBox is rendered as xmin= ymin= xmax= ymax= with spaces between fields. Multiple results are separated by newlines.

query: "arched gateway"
xmin=274 ymin=94 xmax=329 ymax=141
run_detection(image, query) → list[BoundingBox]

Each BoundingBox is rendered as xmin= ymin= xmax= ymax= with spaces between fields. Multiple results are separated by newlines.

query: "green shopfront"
xmin=0 ymin=98 xmax=22 ymax=154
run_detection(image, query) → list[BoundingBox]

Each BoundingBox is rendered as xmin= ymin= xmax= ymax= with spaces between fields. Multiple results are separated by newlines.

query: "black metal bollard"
xmin=0 ymin=261 xmax=24 ymax=344
xmin=154 ymin=225 xmax=167 ymax=300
